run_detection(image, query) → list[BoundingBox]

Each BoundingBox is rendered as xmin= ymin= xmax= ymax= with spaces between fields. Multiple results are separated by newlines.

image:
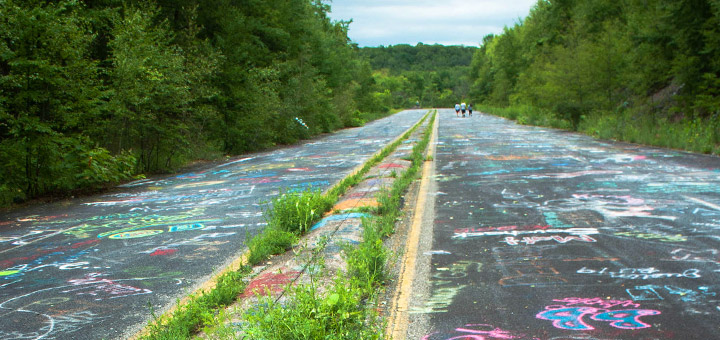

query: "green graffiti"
xmin=108 ymin=229 xmax=164 ymax=239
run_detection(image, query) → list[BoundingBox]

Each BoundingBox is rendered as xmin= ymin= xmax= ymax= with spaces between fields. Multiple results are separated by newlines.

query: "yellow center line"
xmin=387 ymin=110 xmax=438 ymax=339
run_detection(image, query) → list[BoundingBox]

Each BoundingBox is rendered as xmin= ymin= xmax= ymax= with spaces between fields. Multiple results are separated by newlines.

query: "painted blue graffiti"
xmin=310 ymin=213 xmax=371 ymax=231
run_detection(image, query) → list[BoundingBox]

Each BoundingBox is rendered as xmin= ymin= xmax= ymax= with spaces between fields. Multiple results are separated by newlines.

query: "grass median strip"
xmin=137 ymin=111 xmax=432 ymax=340
xmin=231 ymin=110 xmax=437 ymax=339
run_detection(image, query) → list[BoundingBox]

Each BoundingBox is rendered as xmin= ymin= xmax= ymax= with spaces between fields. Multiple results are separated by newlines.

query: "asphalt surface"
xmin=0 ymin=109 xmax=427 ymax=340
xmin=407 ymin=110 xmax=720 ymax=340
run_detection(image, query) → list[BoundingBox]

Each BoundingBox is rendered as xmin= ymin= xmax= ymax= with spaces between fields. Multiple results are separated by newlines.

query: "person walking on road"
xmin=468 ymin=104 xmax=473 ymax=117
xmin=461 ymin=102 xmax=467 ymax=117
xmin=454 ymin=103 xmax=461 ymax=117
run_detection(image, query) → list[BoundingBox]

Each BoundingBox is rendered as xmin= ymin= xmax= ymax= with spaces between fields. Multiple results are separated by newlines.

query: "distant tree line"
xmin=470 ymin=0 xmax=720 ymax=153
xmin=0 ymin=0 xmax=383 ymax=205
xmin=359 ymin=43 xmax=477 ymax=109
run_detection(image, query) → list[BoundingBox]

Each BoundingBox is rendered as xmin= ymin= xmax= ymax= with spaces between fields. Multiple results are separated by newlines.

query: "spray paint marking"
xmin=454 ymin=227 xmax=598 ymax=239
xmin=537 ymin=297 xmax=661 ymax=330
xmin=501 ymin=234 xmax=597 ymax=246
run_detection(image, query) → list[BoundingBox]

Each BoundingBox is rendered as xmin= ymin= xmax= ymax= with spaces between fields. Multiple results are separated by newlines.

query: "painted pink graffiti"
xmin=241 ymin=270 xmax=300 ymax=298
xmin=149 ymin=248 xmax=178 ymax=256
xmin=552 ymin=297 xmax=640 ymax=309
xmin=421 ymin=324 xmax=537 ymax=340
xmin=63 ymin=273 xmax=152 ymax=300
xmin=536 ymin=297 xmax=661 ymax=331
xmin=378 ymin=162 xmax=407 ymax=169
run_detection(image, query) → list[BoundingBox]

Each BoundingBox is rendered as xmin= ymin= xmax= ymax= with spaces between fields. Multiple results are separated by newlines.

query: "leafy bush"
xmin=246 ymin=188 xmax=335 ymax=265
xmin=242 ymin=277 xmax=381 ymax=340
xmin=264 ymin=188 xmax=334 ymax=234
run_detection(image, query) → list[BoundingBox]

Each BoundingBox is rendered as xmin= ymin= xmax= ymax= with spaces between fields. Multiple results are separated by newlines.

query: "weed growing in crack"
xmin=242 ymin=276 xmax=382 ymax=340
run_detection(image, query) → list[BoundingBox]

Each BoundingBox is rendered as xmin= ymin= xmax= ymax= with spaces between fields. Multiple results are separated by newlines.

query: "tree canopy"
xmin=0 ymin=0 xmax=380 ymax=205
xmin=360 ymin=43 xmax=477 ymax=109
xmin=470 ymin=0 xmax=720 ymax=148
xmin=8 ymin=0 xmax=716 ymax=206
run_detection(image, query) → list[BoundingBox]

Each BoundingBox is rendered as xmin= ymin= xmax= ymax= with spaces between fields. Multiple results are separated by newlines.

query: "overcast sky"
xmin=326 ymin=0 xmax=538 ymax=47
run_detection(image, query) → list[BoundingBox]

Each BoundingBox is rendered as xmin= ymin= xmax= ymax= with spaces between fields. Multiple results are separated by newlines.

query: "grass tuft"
xmin=242 ymin=277 xmax=382 ymax=340
xmin=264 ymin=188 xmax=334 ymax=234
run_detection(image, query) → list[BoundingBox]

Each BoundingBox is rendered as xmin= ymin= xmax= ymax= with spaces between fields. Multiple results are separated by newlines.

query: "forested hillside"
xmin=11 ymin=0 xmax=716 ymax=208
xmin=0 ymin=0 xmax=381 ymax=206
xmin=360 ymin=44 xmax=477 ymax=109
xmin=470 ymin=0 xmax=720 ymax=155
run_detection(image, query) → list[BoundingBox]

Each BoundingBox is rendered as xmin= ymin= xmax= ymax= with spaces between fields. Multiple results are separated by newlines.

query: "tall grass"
xmin=481 ymin=104 xmax=720 ymax=155
xmin=264 ymin=188 xmax=334 ymax=234
xmin=142 ymin=268 xmax=249 ymax=339
xmin=246 ymin=188 xmax=334 ymax=266
xmin=478 ymin=105 xmax=572 ymax=130
xmin=242 ymin=277 xmax=381 ymax=340
xmin=580 ymin=110 xmax=720 ymax=154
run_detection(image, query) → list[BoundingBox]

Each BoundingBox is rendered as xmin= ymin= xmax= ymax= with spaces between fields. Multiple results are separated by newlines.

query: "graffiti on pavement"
xmin=536 ymin=297 xmax=661 ymax=330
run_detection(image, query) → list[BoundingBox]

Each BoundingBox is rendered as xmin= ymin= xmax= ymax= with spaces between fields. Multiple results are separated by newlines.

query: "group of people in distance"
xmin=454 ymin=102 xmax=472 ymax=117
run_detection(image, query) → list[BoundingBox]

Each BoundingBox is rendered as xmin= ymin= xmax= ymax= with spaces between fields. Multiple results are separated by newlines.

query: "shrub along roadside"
xmin=238 ymin=111 xmax=437 ymax=339
xmin=579 ymin=109 xmax=720 ymax=155
xmin=478 ymin=105 xmax=572 ymax=130
xmin=481 ymin=105 xmax=720 ymax=155
xmin=138 ymin=111 xmax=431 ymax=340
xmin=246 ymin=188 xmax=333 ymax=266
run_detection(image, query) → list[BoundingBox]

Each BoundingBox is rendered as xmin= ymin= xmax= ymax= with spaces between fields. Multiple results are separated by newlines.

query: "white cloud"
xmin=326 ymin=0 xmax=537 ymax=46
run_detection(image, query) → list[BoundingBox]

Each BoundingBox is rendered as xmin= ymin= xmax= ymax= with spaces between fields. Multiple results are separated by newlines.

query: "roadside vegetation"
xmin=0 ymin=0 xmax=395 ymax=207
xmin=139 ymin=111 xmax=432 ymax=339
xmin=470 ymin=0 xmax=720 ymax=155
xmin=236 ymin=111 xmax=436 ymax=339
xmin=0 ymin=0 xmax=475 ymax=208
xmin=247 ymin=188 xmax=334 ymax=265
xmin=144 ymin=268 xmax=249 ymax=339
xmin=245 ymin=112 xmax=430 ymax=267
xmin=6 ymin=0 xmax=717 ymax=209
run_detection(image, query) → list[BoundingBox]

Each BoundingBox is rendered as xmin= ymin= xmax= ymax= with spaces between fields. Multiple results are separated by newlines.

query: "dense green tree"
xmin=469 ymin=0 xmax=720 ymax=153
xmin=360 ymin=43 xmax=477 ymax=108
xmin=469 ymin=35 xmax=495 ymax=102
xmin=104 ymin=5 xmax=197 ymax=172
xmin=472 ymin=0 xmax=720 ymax=112
xmin=360 ymin=44 xmax=475 ymax=72
xmin=0 ymin=0 xmax=133 ymax=203
xmin=0 ymin=0 xmax=381 ymax=206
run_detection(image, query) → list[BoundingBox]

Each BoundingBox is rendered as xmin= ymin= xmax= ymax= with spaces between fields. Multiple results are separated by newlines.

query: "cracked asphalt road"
xmin=405 ymin=110 xmax=720 ymax=340
xmin=0 ymin=109 xmax=427 ymax=340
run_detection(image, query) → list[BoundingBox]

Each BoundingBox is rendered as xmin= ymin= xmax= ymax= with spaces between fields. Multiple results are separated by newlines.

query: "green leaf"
xmin=325 ymin=293 xmax=340 ymax=307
